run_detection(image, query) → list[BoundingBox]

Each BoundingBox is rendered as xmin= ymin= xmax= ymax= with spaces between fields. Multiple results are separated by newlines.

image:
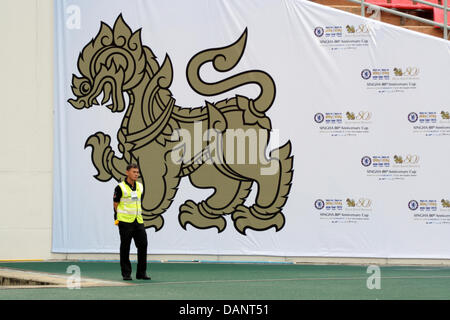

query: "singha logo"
xmin=68 ymin=15 xmax=294 ymax=235
xmin=346 ymin=198 xmax=356 ymax=207
xmin=346 ymin=112 xmax=355 ymax=120
xmin=441 ymin=199 xmax=450 ymax=208
xmin=393 ymin=155 xmax=403 ymax=164
xmin=441 ymin=111 xmax=450 ymax=120
xmin=393 ymin=68 xmax=403 ymax=76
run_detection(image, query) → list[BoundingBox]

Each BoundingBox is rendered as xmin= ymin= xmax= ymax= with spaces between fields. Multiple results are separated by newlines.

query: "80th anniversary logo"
xmin=362 ymin=67 xmax=419 ymax=93
xmin=314 ymin=198 xmax=372 ymax=224
xmin=314 ymin=111 xmax=372 ymax=136
xmin=313 ymin=24 xmax=370 ymax=50
xmin=362 ymin=155 xmax=419 ymax=180
xmin=408 ymin=111 xmax=450 ymax=136
xmin=408 ymin=199 xmax=450 ymax=224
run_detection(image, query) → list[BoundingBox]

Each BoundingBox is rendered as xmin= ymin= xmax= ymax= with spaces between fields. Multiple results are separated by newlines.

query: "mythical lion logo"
xmin=346 ymin=198 xmax=356 ymax=207
xmin=441 ymin=199 xmax=450 ymax=208
xmin=346 ymin=112 xmax=355 ymax=120
xmin=68 ymin=15 xmax=293 ymax=235
xmin=393 ymin=155 xmax=403 ymax=164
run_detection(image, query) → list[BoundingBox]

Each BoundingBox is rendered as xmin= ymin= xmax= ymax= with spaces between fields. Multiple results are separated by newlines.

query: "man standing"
xmin=113 ymin=163 xmax=151 ymax=281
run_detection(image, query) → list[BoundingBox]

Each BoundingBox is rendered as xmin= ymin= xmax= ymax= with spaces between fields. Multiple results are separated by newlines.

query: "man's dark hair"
xmin=126 ymin=163 xmax=139 ymax=171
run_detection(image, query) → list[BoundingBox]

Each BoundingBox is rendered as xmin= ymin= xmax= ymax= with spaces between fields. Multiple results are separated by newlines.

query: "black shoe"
xmin=122 ymin=275 xmax=132 ymax=281
xmin=136 ymin=274 xmax=151 ymax=280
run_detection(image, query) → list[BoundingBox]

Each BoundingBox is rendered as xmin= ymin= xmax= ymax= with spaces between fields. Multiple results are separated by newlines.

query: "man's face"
xmin=126 ymin=168 xmax=140 ymax=182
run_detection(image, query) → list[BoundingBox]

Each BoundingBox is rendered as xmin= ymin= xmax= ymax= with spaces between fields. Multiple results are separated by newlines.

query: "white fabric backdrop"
xmin=53 ymin=0 xmax=450 ymax=258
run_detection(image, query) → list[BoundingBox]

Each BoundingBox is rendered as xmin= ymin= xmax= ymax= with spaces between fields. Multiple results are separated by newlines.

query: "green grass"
xmin=0 ymin=262 xmax=449 ymax=300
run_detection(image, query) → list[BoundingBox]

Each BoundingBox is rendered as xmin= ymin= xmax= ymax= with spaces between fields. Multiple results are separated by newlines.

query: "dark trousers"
xmin=118 ymin=219 xmax=148 ymax=277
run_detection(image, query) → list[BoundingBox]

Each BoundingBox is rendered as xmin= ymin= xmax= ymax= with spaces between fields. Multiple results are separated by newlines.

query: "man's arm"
xmin=113 ymin=186 xmax=122 ymax=220
xmin=113 ymin=202 xmax=119 ymax=220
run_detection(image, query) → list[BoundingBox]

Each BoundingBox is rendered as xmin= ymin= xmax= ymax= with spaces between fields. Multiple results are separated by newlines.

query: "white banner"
xmin=53 ymin=0 xmax=450 ymax=258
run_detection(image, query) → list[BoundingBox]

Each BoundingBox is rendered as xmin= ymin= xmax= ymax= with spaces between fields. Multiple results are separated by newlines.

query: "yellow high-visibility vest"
xmin=116 ymin=181 xmax=144 ymax=224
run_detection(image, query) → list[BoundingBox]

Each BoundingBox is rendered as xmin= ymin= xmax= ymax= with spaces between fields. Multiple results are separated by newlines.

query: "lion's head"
xmin=68 ymin=14 xmax=146 ymax=112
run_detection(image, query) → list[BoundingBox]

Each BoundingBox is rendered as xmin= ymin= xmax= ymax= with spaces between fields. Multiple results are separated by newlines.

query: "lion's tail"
xmin=186 ymin=29 xmax=276 ymax=114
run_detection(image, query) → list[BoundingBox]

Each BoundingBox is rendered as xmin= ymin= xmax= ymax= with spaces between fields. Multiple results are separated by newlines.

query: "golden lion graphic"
xmin=68 ymin=15 xmax=293 ymax=235
xmin=346 ymin=112 xmax=355 ymax=120
xmin=346 ymin=198 xmax=356 ymax=207
xmin=394 ymin=155 xmax=403 ymax=164
xmin=393 ymin=68 xmax=403 ymax=76
xmin=441 ymin=199 xmax=450 ymax=208
xmin=346 ymin=25 xmax=355 ymax=34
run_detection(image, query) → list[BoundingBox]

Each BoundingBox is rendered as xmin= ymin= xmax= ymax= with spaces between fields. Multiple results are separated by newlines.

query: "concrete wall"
xmin=0 ymin=0 xmax=54 ymax=260
xmin=1 ymin=0 xmax=448 ymax=266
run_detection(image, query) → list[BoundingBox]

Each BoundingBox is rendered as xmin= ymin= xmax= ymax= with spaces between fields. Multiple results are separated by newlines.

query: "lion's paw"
xmin=232 ymin=205 xmax=285 ymax=235
xmin=143 ymin=215 xmax=164 ymax=231
xmin=179 ymin=200 xmax=226 ymax=232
